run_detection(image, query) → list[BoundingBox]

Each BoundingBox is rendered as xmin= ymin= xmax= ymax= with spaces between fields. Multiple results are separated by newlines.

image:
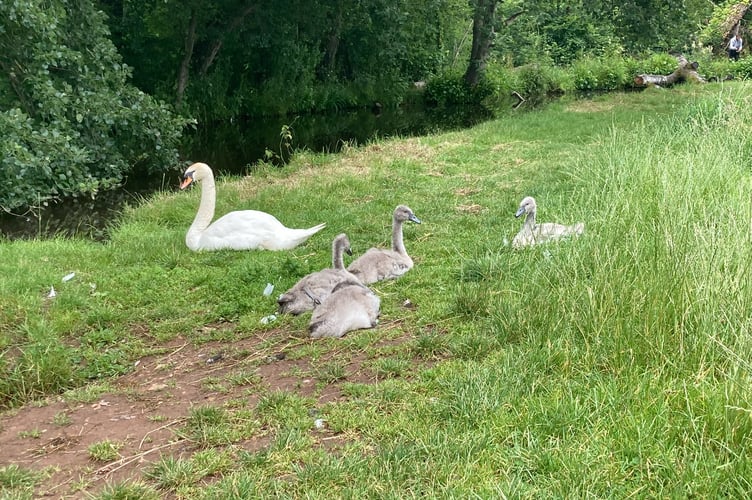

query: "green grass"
xmin=3 ymin=82 xmax=752 ymax=496
xmin=0 ymin=464 xmax=44 ymax=499
xmin=88 ymin=439 xmax=124 ymax=462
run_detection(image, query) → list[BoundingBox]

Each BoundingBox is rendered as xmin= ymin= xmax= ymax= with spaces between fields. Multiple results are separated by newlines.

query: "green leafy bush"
xmin=0 ymin=1 xmax=189 ymax=211
xmin=571 ymin=58 xmax=600 ymax=91
xmin=729 ymin=57 xmax=752 ymax=78
xmin=596 ymin=56 xmax=630 ymax=90
xmin=570 ymin=56 xmax=630 ymax=92
xmin=423 ymin=72 xmax=495 ymax=123
xmin=638 ymin=52 xmax=680 ymax=75
xmin=514 ymin=64 xmax=562 ymax=104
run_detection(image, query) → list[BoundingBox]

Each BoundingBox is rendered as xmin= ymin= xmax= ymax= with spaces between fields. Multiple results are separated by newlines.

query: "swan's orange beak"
xmin=180 ymin=176 xmax=194 ymax=190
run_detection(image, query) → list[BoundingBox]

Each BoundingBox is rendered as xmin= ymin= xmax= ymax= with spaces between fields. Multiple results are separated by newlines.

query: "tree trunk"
xmin=176 ymin=12 xmax=198 ymax=108
xmin=463 ymin=0 xmax=500 ymax=87
xmin=721 ymin=2 xmax=751 ymax=48
xmin=634 ymin=55 xmax=706 ymax=87
xmin=322 ymin=9 xmax=344 ymax=78
xmin=0 ymin=59 xmax=33 ymax=116
xmin=199 ymin=4 xmax=257 ymax=77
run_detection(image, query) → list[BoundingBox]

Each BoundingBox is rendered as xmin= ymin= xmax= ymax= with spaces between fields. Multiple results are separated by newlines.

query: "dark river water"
xmin=0 ymin=103 xmax=477 ymax=241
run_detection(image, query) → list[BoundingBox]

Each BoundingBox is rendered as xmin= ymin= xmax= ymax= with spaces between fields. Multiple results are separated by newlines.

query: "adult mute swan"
xmin=179 ymin=162 xmax=326 ymax=251
xmin=512 ymin=196 xmax=584 ymax=249
xmin=308 ymin=279 xmax=381 ymax=339
xmin=277 ymin=233 xmax=360 ymax=315
xmin=347 ymin=205 xmax=421 ymax=284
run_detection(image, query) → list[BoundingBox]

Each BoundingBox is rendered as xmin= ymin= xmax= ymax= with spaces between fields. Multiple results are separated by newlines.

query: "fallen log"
xmin=634 ymin=55 xmax=706 ymax=88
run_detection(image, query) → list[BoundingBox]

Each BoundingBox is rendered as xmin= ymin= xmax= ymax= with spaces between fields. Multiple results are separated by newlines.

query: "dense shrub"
xmin=571 ymin=56 xmax=631 ymax=92
xmin=596 ymin=56 xmax=631 ymax=90
xmin=638 ymin=52 xmax=681 ymax=75
xmin=514 ymin=64 xmax=563 ymax=104
xmin=729 ymin=57 xmax=752 ymax=79
xmin=423 ymin=72 xmax=496 ymax=124
xmin=571 ymin=58 xmax=600 ymax=91
xmin=422 ymin=50 xmax=752 ymax=118
xmin=0 ymin=1 xmax=189 ymax=211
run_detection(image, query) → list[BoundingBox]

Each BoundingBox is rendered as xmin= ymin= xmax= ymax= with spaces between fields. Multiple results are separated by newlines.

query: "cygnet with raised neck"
xmin=277 ymin=233 xmax=360 ymax=315
xmin=347 ymin=205 xmax=421 ymax=284
xmin=512 ymin=196 xmax=584 ymax=249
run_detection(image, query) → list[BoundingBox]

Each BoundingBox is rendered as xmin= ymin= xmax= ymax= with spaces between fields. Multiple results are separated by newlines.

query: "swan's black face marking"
xmin=180 ymin=170 xmax=195 ymax=190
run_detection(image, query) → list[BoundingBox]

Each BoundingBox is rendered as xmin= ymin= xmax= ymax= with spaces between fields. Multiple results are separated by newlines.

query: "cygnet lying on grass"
xmin=308 ymin=279 xmax=380 ymax=339
xmin=512 ymin=196 xmax=584 ymax=249
xmin=278 ymin=233 xmax=358 ymax=315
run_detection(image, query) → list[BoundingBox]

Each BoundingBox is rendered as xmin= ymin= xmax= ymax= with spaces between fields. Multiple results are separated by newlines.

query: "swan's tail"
xmin=307 ymin=222 xmax=327 ymax=234
xmin=269 ymin=222 xmax=326 ymax=250
xmin=297 ymin=222 xmax=327 ymax=243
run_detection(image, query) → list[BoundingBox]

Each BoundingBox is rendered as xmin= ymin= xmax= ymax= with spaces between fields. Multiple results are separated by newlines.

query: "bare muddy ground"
xmin=0 ymin=323 xmax=427 ymax=498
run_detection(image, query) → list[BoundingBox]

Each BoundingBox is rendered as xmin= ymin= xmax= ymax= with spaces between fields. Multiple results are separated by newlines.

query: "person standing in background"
xmin=728 ymin=34 xmax=743 ymax=60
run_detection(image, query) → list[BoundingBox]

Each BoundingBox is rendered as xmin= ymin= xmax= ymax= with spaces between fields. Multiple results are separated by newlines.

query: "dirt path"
xmin=0 ymin=324 xmax=416 ymax=498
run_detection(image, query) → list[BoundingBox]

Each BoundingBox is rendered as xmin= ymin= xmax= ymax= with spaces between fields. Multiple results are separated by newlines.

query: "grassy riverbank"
xmin=2 ymin=83 xmax=752 ymax=498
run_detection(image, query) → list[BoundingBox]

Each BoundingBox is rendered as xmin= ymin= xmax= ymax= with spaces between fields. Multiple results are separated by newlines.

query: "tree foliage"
xmin=0 ymin=0 xmax=189 ymax=212
xmin=97 ymin=0 xmax=721 ymax=120
xmin=699 ymin=0 xmax=751 ymax=53
xmin=0 ymin=0 xmax=734 ymax=211
xmin=493 ymin=0 xmax=713 ymax=66
xmin=101 ymin=0 xmax=471 ymax=119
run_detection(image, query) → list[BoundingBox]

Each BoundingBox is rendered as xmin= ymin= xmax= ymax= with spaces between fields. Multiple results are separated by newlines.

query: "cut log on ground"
xmin=634 ymin=55 xmax=706 ymax=88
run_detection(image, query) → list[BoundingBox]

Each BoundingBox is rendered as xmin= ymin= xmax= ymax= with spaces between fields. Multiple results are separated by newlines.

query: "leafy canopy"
xmin=0 ymin=0 xmax=190 ymax=211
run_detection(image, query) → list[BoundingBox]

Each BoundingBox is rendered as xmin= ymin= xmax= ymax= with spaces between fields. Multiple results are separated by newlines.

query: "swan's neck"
xmin=186 ymin=174 xmax=216 ymax=249
xmin=391 ymin=219 xmax=406 ymax=255
xmin=523 ymin=210 xmax=536 ymax=232
xmin=332 ymin=242 xmax=345 ymax=269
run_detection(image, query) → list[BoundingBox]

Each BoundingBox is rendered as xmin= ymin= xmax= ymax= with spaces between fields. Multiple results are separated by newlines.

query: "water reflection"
xmin=0 ymin=102 xmax=475 ymax=240
xmin=181 ymin=104 xmax=443 ymax=174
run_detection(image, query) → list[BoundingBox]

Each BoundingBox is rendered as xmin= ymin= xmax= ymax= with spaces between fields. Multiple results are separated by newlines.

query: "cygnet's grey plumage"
xmin=512 ymin=196 xmax=584 ymax=249
xmin=277 ymin=233 xmax=358 ymax=315
xmin=347 ymin=205 xmax=421 ymax=284
xmin=308 ymin=278 xmax=381 ymax=339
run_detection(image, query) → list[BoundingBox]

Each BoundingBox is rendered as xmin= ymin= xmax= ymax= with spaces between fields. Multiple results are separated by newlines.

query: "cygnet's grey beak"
xmin=409 ymin=214 xmax=422 ymax=224
xmin=515 ymin=206 xmax=525 ymax=218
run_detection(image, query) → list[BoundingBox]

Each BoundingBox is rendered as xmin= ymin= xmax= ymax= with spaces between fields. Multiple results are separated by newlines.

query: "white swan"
xmin=347 ymin=205 xmax=421 ymax=284
xmin=179 ymin=162 xmax=326 ymax=251
xmin=277 ymin=233 xmax=360 ymax=315
xmin=309 ymin=279 xmax=380 ymax=339
xmin=512 ymin=196 xmax=584 ymax=249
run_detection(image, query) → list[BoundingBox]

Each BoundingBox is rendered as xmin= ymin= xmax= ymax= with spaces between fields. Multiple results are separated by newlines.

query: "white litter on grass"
xmin=314 ymin=418 xmax=326 ymax=429
xmin=47 ymin=286 xmax=57 ymax=298
xmin=263 ymin=283 xmax=274 ymax=296
xmin=62 ymin=272 xmax=76 ymax=282
xmin=260 ymin=314 xmax=277 ymax=325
